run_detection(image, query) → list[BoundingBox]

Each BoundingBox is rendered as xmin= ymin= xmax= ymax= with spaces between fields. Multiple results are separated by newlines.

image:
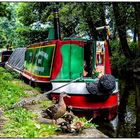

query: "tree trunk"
xmin=135 ymin=80 xmax=140 ymax=137
xmin=133 ymin=27 xmax=137 ymax=43
xmin=112 ymin=22 xmax=117 ymax=40
xmin=112 ymin=2 xmax=133 ymax=58
xmin=100 ymin=3 xmax=106 ymax=40
xmin=82 ymin=3 xmax=98 ymax=40
xmin=134 ymin=2 xmax=140 ymax=55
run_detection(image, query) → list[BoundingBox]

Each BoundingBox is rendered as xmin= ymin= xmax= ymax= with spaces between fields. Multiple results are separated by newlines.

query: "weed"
xmin=0 ymin=67 xmax=58 ymax=138
xmin=73 ymin=116 xmax=98 ymax=129
xmin=0 ymin=67 xmax=98 ymax=138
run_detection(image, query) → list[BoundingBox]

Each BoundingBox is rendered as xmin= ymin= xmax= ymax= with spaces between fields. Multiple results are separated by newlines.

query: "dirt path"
xmin=23 ymin=96 xmax=108 ymax=138
xmin=11 ymin=80 xmax=108 ymax=138
xmin=52 ymin=128 xmax=108 ymax=138
xmin=0 ymin=110 xmax=8 ymax=135
xmin=25 ymin=103 xmax=108 ymax=138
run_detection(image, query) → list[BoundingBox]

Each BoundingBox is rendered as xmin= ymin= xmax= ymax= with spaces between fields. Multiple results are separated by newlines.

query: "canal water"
xmin=96 ymin=74 xmax=140 ymax=138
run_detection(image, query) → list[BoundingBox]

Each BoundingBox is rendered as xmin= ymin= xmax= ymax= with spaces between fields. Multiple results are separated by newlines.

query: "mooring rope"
xmin=7 ymin=76 xmax=83 ymax=110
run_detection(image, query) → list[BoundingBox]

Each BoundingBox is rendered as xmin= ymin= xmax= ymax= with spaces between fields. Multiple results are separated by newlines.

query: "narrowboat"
xmin=0 ymin=49 xmax=13 ymax=67
xmin=6 ymin=7 xmax=119 ymax=121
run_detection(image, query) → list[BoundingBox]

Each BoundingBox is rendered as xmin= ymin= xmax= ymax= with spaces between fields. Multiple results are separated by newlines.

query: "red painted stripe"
xmin=51 ymin=40 xmax=63 ymax=80
xmin=51 ymin=93 xmax=118 ymax=109
xmin=28 ymin=40 xmax=57 ymax=48
xmin=105 ymin=41 xmax=111 ymax=74
xmin=61 ymin=40 xmax=84 ymax=48
xmin=22 ymin=70 xmax=50 ymax=82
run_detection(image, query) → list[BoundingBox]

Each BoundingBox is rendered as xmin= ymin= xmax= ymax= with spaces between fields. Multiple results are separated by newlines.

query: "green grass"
xmin=0 ymin=69 xmax=27 ymax=109
xmin=0 ymin=67 xmax=97 ymax=138
xmin=1 ymin=108 xmax=58 ymax=138
xmin=0 ymin=67 xmax=57 ymax=138
xmin=73 ymin=116 xmax=98 ymax=129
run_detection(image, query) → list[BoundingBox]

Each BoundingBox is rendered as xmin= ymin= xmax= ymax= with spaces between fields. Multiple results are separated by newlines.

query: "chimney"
xmin=53 ymin=6 xmax=61 ymax=40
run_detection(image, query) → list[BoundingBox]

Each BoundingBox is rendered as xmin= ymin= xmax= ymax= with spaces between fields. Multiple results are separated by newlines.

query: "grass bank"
xmin=0 ymin=67 xmax=97 ymax=138
xmin=0 ymin=67 xmax=57 ymax=138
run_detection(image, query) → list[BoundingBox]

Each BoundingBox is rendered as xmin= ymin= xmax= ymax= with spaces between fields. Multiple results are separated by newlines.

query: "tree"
xmin=0 ymin=2 xmax=11 ymax=48
xmin=16 ymin=2 xmax=53 ymax=46
xmin=1 ymin=1 xmax=138 ymax=56
xmin=134 ymin=2 xmax=140 ymax=55
xmin=0 ymin=2 xmax=11 ymax=18
xmin=16 ymin=2 xmax=109 ymax=39
xmin=112 ymin=2 xmax=133 ymax=58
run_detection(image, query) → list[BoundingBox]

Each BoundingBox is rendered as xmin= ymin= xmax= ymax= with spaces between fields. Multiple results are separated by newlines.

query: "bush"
xmin=110 ymin=39 xmax=127 ymax=71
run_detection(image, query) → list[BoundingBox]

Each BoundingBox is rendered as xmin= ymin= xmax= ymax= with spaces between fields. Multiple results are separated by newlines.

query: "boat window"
xmin=84 ymin=41 xmax=95 ymax=77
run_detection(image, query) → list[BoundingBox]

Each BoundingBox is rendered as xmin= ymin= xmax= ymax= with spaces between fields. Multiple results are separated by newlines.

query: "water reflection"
xmin=96 ymin=75 xmax=140 ymax=138
xmin=135 ymin=78 xmax=140 ymax=137
xmin=116 ymin=78 xmax=136 ymax=138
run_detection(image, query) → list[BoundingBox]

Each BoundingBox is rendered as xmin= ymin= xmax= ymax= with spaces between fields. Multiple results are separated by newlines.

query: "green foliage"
xmin=39 ymin=100 xmax=53 ymax=108
xmin=16 ymin=3 xmax=38 ymax=26
xmin=0 ymin=2 xmax=11 ymax=18
xmin=110 ymin=39 xmax=127 ymax=70
xmin=0 ymin=2 xmax=138 ymax=55
xmin=110 ymin=39 xmax=139 ymax=71
xmin=0 ymin=2 xmax=50 ymax=48
xmin=111 ymin=51 xmax=127 ymax=69
xmin=16 ymin=27 xmax=48 ymax=44
xmin=0 ymin=67 xmax=58 ymax=137
xmin=73 ymin=116 xmax=98 ymax=129
xmin=110 ymin=39 xmax=120 ymax=52
xmin=1 ymin=108 xmax=57 ymax=138
xmin=129 ymin=41 xmax=140 ymax=57
xmin=0 ymin=67 xmax=14 ymax=80
xmin=0 ymin=3 xmax=21 ymax=48
xmin=0 ymin=68 xmax=28 ymax=108
xmin=0 ymin=2 xmax=139 ymax=71
xmin=15 ymin=2 xmax=108 ymax=39
xmin=59 ymin=3 xmax=80 ymax=37
xmin=0 ymin=67 xmax=99 ymax=137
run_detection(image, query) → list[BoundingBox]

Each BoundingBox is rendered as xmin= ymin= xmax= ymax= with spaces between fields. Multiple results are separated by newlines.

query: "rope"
xmin=7 ymin=76 xmax=83 ymax=110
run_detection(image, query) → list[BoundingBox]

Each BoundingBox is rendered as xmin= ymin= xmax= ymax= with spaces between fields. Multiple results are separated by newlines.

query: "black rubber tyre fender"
xmin=86 ymin=74 xmax=116 ymax=96
xmin=98 ymin=74 xmax=116 ymax=94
